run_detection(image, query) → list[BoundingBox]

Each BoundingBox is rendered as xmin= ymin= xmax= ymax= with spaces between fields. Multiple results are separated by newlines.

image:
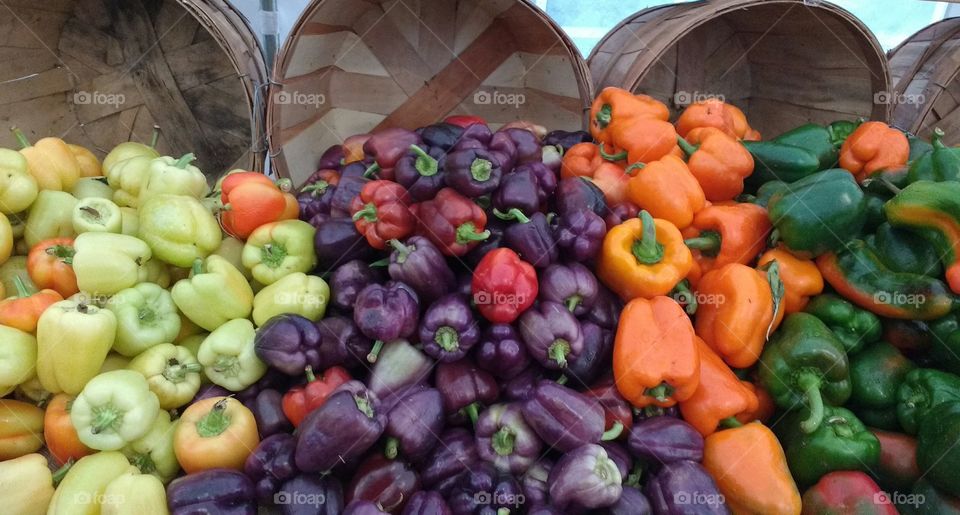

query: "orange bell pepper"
xmin=703 ymin=422 xmax=802 ymax=515
xmin=758 ymin=248 xmax=824 ymax=313
xmin=44 ymin=393 xmax=93 ymax=465
xmin=174 ymin=396 xmax=259 ymax=473
xmin=68 ymin=144 xmax=102 ymax=178
xmin=679 ymin=127 xmax=755 ymax=201
xmin=220 ymin=172 xmax=290 ymax=239
xmin=626 ymin=155 xmax=706 ymax=229
xmin=0 ymin=276 xmax=62 ymax=333
xmin=589 ymin=87 xmax=670 ymax=145
xmin=839 ymin=121 xmax=909 ymax=182
xmin=597 ymin=211 xmax=693 ymax=301
xmin=0 ymin=399 xmax=44 ymax=460
xmin=676 ymin=99 xmax=761 ymax=141
xmin=694 ymin=262 xmax=785 ymax=368
xmin=738 ymin=380 xmax=777 ymax=424
xmin=342 ymin=134 xmax=372 ymax=164
xmin=26 ymin=238 xmax=78 ymax=299
xmin=679 ymin=337 xmax=759 ymax=436
xmin=610 ymin=117 xmax=681 ymax=165
xmin=561 ymin=143 xmax=631 ymax=205
xmin=613 ymin=295 xmax=700 ymax=408
xmin=682 ymin=202 xmax=771 ymax=275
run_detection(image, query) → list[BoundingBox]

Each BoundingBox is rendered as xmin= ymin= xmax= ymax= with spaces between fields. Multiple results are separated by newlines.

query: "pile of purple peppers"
xmin=169 ymin=121 xmax=730 ymax=515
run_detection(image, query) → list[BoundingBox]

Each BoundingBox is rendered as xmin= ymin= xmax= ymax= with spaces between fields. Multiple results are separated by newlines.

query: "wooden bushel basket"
xmin=267 ymin=0 xmax=594 ymax=185
xmin=588 ymin=0 xmax=889 ymax=138
xmin=888 ymin=17 xmax=960 ymax=144
xmin=0 ymin=0 xmax=268 ymax=178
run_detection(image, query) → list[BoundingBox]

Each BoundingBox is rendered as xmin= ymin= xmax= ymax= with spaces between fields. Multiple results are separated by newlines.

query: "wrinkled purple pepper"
xmin=387 ymin=236 xmax=455 ymax=303
xmin=353 ymin=281 xmax=420 ymax=363
xmin=254 ymin=314 xmax=322 ymax=376
xmin=476 ymin=324 xmax=530 ymax=380
xmin=330 ymin=260 xmax=384 ymax=312
xmin=519 ymin=301 xmax=583 ymax=370
xmin=419 ymin=293 xmax=479 ymax=362
xmin=553 ymin=208 xmax=606 ymax=263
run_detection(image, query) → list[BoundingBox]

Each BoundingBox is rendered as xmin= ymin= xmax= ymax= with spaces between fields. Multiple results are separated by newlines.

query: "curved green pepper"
xmin=897 ymin=368 xmax=960 ymax=434
xmin=906 ymin=128 xmax=960 ymax=183
xmin=867 ymin=222 xmax=943 ymax=277
xmin=804 ymin=293 xmax=881 ymax=354
xmin=781 ymin=405 xmax=880 ymax=490
xmin=848 ymin=341 xmax=915 ymax=430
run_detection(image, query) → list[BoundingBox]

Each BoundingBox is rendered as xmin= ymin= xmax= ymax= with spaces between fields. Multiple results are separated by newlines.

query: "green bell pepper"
xmin=917 ymin=400 xmax=960 ymax=497
xmin=197 ymin=318 xmax=266 ymax=391
xmin=848 ymin=341 xmax=915 ymax=430
xmin=930 ymin=313 xmax=960 ymax=376
xmin=897 ymin=368 xmax=960 ymax=434
xmin=777 ymin=123 xmax=844 ymax=169
xmin=106 ymin=283 xmax=181 ymax=357
xmin=782 ymin=405 xmax=880 ymax=490
xmin=908 ymin=132 xmax=935 ymax=163
xmin=171 ymin=255 xmax=254 ymax=331
xmin=906 ymin=128 xmax=960 ymax=183
xmin=241 ymin=219 xmax=317 ymax=285
xmin=36 ymin=299 xmax=117 ymax=395
xmin=70 ymin=369 xmax=160 ymax=451
xmin=862 ymin=192 xmax=887 ymax=234
xmin=803 ymin=293 xmax=881 ymax=354
xmin=139 ymin=193 xmax=221 ymax=268
xmin=828 ymin=119 xmax=861 ymax=148
xmin=121 ymin=408 xmax=180 ymax=483
xmin=766 ymin=169 xmax=867 ymax=256
xmin=72 ymin=232 xmax=152 ymax=295
xmin=905 ymin=479 xmax=960 ymax=515
xmin=759 ymin=312 xmax=851 ymax=434
xmin=251 ymin=271 xmax=330 ymax=326
xmin=137 ymin=153 xmax=207 ymax=203
xmin=742 ymin=140 xmax=821 ymax=186
xmin=128 ymin=343 xmax=201 ymax=409
xmin=0 ymin=325 xmax=36 ymax=397
xmin=72 ymin=196 xmax=122 ymax=234
xmin=24 ymin=190 xmax=77 ymax=248
xmin=866 ymin=222 xmax=944 ymax=277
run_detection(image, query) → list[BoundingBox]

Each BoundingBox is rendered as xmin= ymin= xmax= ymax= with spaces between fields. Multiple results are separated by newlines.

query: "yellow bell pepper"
xmin=46 ymin=451 xmax=137 ymax=515
xmin=252 ymin=271 xmax=330 ymax=325
xmin=121 ymin=409 xmax=180 ymax=483
xmin=105 ymin=136 xmax=160 ymax=209
xmin=11 ymin=128 xmax=81 ymax=192
xmin=24 ymin=190 xmax=78 ymax=248
xmin=71 ymin=177 xmax=114 ymax=200
xmin=119 ymin=207 xmax=139 ymax=236
xmin=37 ymin=299 xmax=117 ymax=394
xmin=68 ymin=145 xmax=101 ymax=178
xmin=72 ymin=232 xmax=152 ymax=295
xmin=0 ymin=211 xmax=13 ymax=266
xmin=0 ymin=399 xmax=44 ymax=459
xmin=138 ymin=194 xmax=221 ymax=268
xmin=171 ymin=255 xmax=253 ymax=331
xmin=72 ymin=197 xmax=122 ymax=234
xmin=0 ymin=453 xmax=55 ymax=515
xmin=71 ymin=370 xmax=160 ymax=451
xmin=0 ymin=148 xmax=38 ymax=214
xmin=99 ymin=353 xmax=131 ymax=374
xmin=102 ymin=129 xmax=160 ymax=174
xmin=0 ymin=324 xmax=37 ymax=397
xmin=138 ymin=153 xmax=207 ymax=203
xmin=100 ymin=471 xmax=167 ymax=515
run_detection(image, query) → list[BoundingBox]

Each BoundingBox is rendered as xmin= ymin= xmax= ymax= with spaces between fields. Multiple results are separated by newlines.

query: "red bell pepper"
xmin=444 ymin=115 xmax=486 ymax=128
xmin=585 ymin=377 xmax=632 ymax=440
xmin=26 ymin=237 xmax=78 ymax=298
xmin=801 ymin=471 xmax=897 ymax=515
xmin=871 ymin=429 xmax=921 ymax=492
xmin=220 ymin=172 xmax=296 ymax=239
xmin=472 ymin=248 xmax=537 ymax=324
xmin=363 ymin=128 xmax=421 ymax=180
xmin=281 ymin=366 xmax=352 ymax=427
xmin=412 ymin=187 xmax=490 ymax=256
xmin=350 ymin=180 xmax=415 ymax=249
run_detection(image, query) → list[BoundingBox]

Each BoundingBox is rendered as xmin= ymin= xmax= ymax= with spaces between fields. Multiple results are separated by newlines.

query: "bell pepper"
xmin=868 ymin=222 xmax=943 ymax=277
xmin=349 ymin=180 xmax=414 ymax=249
xmin=0 ymin=399 xmax=44 ymax=459
xmin=45 ymin=451 xmax=136 ymax=515
xmin=26 ymin=237 xmax=78 ymax=298
xmin=444 ymin=147 xmax=503 ymax=197
xmin=174 ymin=396 xmax=259 ymax=473
xmin=597 ymin=211 xmax=693 ymax=301
xmin=45 ymin=393 xmax=93 ymax=464
xmin=743 ymin=138 xmax=823 ymax=188
xmin=24 ymin=190 xmax=78 ymax=248
xmin=0 ymin=276 xmax=61 ymax=333
xmin=871 ymin=429 xmax=921 ymax=492
xmin=72 ymin=197 xmax=122 ymax=235
xmin=675 ymin=98 xmax=761 ymax=141
xmin=801 ymin=471 xmax=896 ymax=515
xmin=253 ymin=313 xmax=323 ymax=375
xmin=128 ymin=343 xmax=201 ymax=409
xmin=679 ymin=127 xmax=754 ymax=201
xmin=36 ymin=299 xmax=117 ymax=394
xmin=0 ymin=453 xmax=55 ymax=515
xmin=613 ymin=295 xmax=700 ymax=407
xmin=683 ymin=201 xmax=771 ymax=274
xmin=70 ymin=369 xmax=160 ymax=451
xmin=103 ymin=131 xmax=161 ymax=208
xmin=766 ymin=169 xmax=867 ymax=256
xmin=122 ymin=409 xmax=179 ymax=483
xmin=589 ymin=87 xmax=670 ymax=145
xmin=412 ymin=187 xmax=489 ymax=256
xmin=137 ymin=153 xmax=206 ymax=202
xmin=906 ymin=128 xmax=960 ymax=183
xmin=885 ymin=180 xmax=960 ymax=293
xmin=11 ymin=128 xmax=81 ymax=191
xmin=171 ymin=255 xmax=253 ymax=331
xmin=72 ymin=232 xmax=152 ymax=295
xmin=803 ymin=293 xmax=882 ymax=354
xmin=758 ymin=248 xmax=823 ymax=313
xmin=251 ymin=272 xmax=329 ymax=326
xmin=916 ymin=400 xmax=960 ymax=497
xmin=840 ymin=121 xmax=910 ymax=182
xmin=219 ymin=172 xmax=293 ymax=239
xmin=523 ymin=380 xmax=606 ymax=452
xmin=849 ymin=341 xmax=916 ymax=430
xmin=928 ymin=313 xmax=960 ymax=375
xmin=781 ymin=406 xmax=880 ymax=489
xmin=394 ymin=144 xmax=444 ymax=202
xmin=695 ymin=262 xmax=784 ymax=367
xmin=167 ymin=468 xmax=257 ymax=515
xmin=198 ymin=318 xmax=266 ymax=391
xmin=471 ymin=247 xmax=537 ymax=324
xmin=644 ymin=460 xmax=727 ymax=514
xmin=98 ymin=469 xmax=168 ymax=514
xmin=281 ymin=365 xmax=351 ymax=427
xmin=754 ymin=122 xmax=842 ymax=179
xmin=817 ymin=240 xmax=954 ymax=320
xmin=548 ymin=443 xmax=623 ymax=510
xmin=0 ymin=324 xmax=35 ymax=397
xmin=295 ymin=385 xmax=386 ymax=473
xmin=759 ymin=313 xmax=852 ymax=434
xmin=518 ymin=300 xmax=583 ymax=370
xmin=897 ymin=368 xmax=960 ymax=435
xmin=679 ymin=338 xmax=760 ymax=436
xmin=139 ymin=194 xmax=221 ymax=268
xmin=498 ymin=209 xmax=558 ymax=268
xmin=105 ymin=283 xmax=180 ymax=356
xmin=0 ymin=148 xmax=38 ymax=214
xmin=625 ymin=155 xmax=706 ymax=230
xmin=241 ymin=219 xmax=316 ymax=284
xmin=906 ymin=480 xmax=960 ymax=515
xmin=69 ymin=176 xmax=114 ymax=202
xmin=419 ymin=293 xmax=480 ymax=362
xmin=560 ymin=142 xmax=631 ymax=205
xmin=386 ymin=236 xmax=455 ymax=303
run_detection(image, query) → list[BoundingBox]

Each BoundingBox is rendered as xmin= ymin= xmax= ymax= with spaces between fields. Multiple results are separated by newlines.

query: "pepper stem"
xmin=51 ymin=459 xmax=74 ymax=487
xmin=933 ymin=127 xmax=947 ymax=149
xmin=677 ymin=136 xmax=699 ymax=157
xmin=191 ymin=258 xmax=204 ymax=276
xmin=90 ymin=403 xmax=123 ymax=435
xmin=434 ymin=326 xmax=460 ymax=353
xmin=260 ymin=242 xmax=289 ymax=270
xmin=595 ymin=104 xmax=612 ymax=129
xmin=463 ymin=402 xmax=480 ymax=427
xmin=173 ymin=153 xmax=196 ymax=169
xmin=765 ymin=260 xmax=784 ymax=339
xmin=601 ymin=420 xmax=624 ymax=441
xmin=598 ymin=142 xmax=628 ymax=161
xmin=644 ymin=382 xmax=674 ymax=403
xmin=300 ymin=181 xmax=329 ymax=196
xmin=497 ymin=509 xmax=510 ymax=515
xmin=304 ymin=366 xmax=317 ymax=383
xmin=642 ymin=406 xmax=665 ymax=418
xmin=363 ymin=162 xmax=381 ymax=178
xmin=408 ymin=145 xmax=439 ymax=177
xmin=594 ymin=454 xmax=621 ymax=486
xmin=10 ymin=127 xmax=31 ymax=149
xmin=384 ymin=437 xmax=399 ymax=459
xmin=354 ymin=394 xmax=375 ymax=418
xmin=625 ymin=462 xmax=643 ymax=487
xmin=196 ymin=398 xmax=231 ymax=437
xmin=548 ymin=339 xmax=570 ymax=368
xmin=471 ymin=158 xmax=493 ymax=182
xmin=827 ymin=415 xmax=854 ymax=438
xmin=684 ymin=230 xmax=722 ymax=255
xmin=719 ymin=416 xmax=743 ymax=429
xmin=455 ymin=222 xmax=490 ymax=244
xmin=564 ymin=295 xmax=581 ymax=313
xmin=493 ymin=207 xmax=530 ymax=224
xmin=492 ymin=426 xmax=516 ymax=456
xmin=129 ymin=453 xmax=157 ymax=475
xmin=367 ymin=340 xmax=384 ymax=363
xmin=352 ymin=203 xmax=378 ymax=223
xmin=46 ymin=244 xmax=75 ymax=265
xmin=671 ymin=280 xmax=697 ymax=315
xmin=797 ymin=373 xmax=825 ymax=434
xmin=631 ymin=211 xmax=664 ymax=265
xmin=162 ymin=359 xmax=203 ymax=382
xmin=556 ymin=375 xmax=569 ymax=386
xmin=13 ymin=275 xmax=33 ymax=298
xmin=388 ymin=239 xmax=412 ymax=263
xmin=767 ymin=228 xmax=781 ymax=248
xmin=624 ymin=162 xmax=645 ymax=174
xmin=149 ymin=125 xmax=161 ymax=148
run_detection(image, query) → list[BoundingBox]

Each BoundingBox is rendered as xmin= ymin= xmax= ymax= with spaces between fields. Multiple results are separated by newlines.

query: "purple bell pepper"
xmin=610 ymin=486 xmax=653 ymax=515
xmin=236 ymin=369 xmax=294 ymax=406
xmin=501 ymin=365 xmax=544 ymax=402
xmin=364 ymin=128 xmax=422 ymax=176
xmin=476 ymin=324 xmax=530 ymax=380
xmin=167 ymin=469 xmax=256 ymax=515
xmin=344 ymin=500 xmax=387 ymax=515
xmin=317 ymin=144 xmax=345 ymax=171
xmin=244 ymin=433 xmax=298 ymax=505
xmin=330 ymin=161 xmax=372 ymax=218
xmin=435 ymin=359 xmax=499 ymax=425
xmin=555 ymin=177 xmax=607 ymax=217
xmin=553 ymin=208 xmax=606 ymax=263
xmin=539 ymin=262 xmax=599 ymax=315
xmin=549 ymin=443 xmax=623 ymax=510
xmin=347 ymin=454 xmax=420 ymax=513
xmin=604 ymin=201 xmax=640 ymax=229
xmin=522 ymin=380 xmax=605 ymax=452
xmin=447 ymin=462 xmax=524 ymax=515
xmin=565 ymin=321 xmax=612 ymax=386
xmin=492 ymin=167 xmax=540 ymax=215
xmin=601 ymin=441 xmax=634 ymax=479
xmin=418 ymin=122 xmax=464 ymax=151
xmin=193 ymin=383 xmax=231 ymax=403
xmin=644 ymin=460 xmax=729 ymax=515
xmin=277 ymin=475 xmax=344 ymax=515
xmin=462 ymin=218 xmax=505 ymax=270
xmin=249 ymin=389 xmax=292 ymax=437
xmin=519 ymin=301 xmax=583 ymax=370
xmin=354 ymin=281 xmax=420 ymax=363
xmin=387 ymin=236 xmax=455 ymax=303
xmin=295 ymin=387 xmax=386 ymax=472
xmin=297 ymin=179 xmax=336 ymax=221
xmin=628 ymin=417 xmax=704 ymax=464
xmin=499 ymin=210 xmax=557 ymax=268
xmin=521 ymin=458 xmax=553 ymax=508
xmin=421 ymin=428 xmax=480 ymax=494
xmin=368 ymin=339 xmax=432 ymax=400
xmin=402 ymin=491 xmax=451 ymax=515
xmin=543 ymin=129 xmax=592 ymax=152
xmin=454 ymin=123 xmax=493 ymax=149
xmin=384 ymin=387 xmax=445 ymax=463
xmin=585 ymin=286 xmax=622 ymax=330
xmin=314 ymin=216 xmax=376 ymax=271
xmin=419 ymin=293 xmax=479 ymax=362
xmin=519 ymin=162 xmax=558 ymax=207
xmin=330 ymin=260 xmax=384 ymax=312
xmin=488 ymin=130 xmax=518 ymax=173
xmin=444 ymin=148 xmax=502 ymax=197
xmin=395 ymin=145 xmax=447 ymax=202
xmin=315 ymin=316 xmax=373 ymax=370
xmin=254 ymin=314 xmax=322 ymax=376
xmin=475 ymin=402 xmax=542 ymax=474
xmin=504 ymin=127 xmax=541 ymax=165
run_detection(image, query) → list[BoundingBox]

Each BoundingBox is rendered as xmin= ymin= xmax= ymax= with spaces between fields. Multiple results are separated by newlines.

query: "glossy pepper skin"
xmin=917 ymin=400 xmax=960 ymax=497
xmin=412 ymin=188 xmax=489 ymax=256
xmin=72 ymin=232 xmax=151 ymax=295
xmin=868 ymin=222 xmax=943 ymax=277
xmin=315 ymin=316 xmax=372 ymax=370
xmin=387 ymin=236 xmax=455 ymax=303
xmin=897 ymin=368 xmax=960 ymax=434
xmin=590 ymin=87 xmax=670 ymax=145
xmin=553 ymin=208 xmax=606 ymax=262
xmin=421 ymin=428 xmax=479 ymax=494
xmin=626 ymin=155 xmax=706 ymax=230
xmin=167 ymin=468 xmax=257 ymax=515
xmin=598 ymin=211 xmax=693 ymax=301
xmin=499 ymin=210 xmax=558 ymax=268
xmin=886 ymin=180 xmax=960 ymax=294
xmin=242 ymin=219 xmax=317 ymax=285
xmin=369 ymin=341 xmax=432 ymax=401
xmin=538 ymin=262 xmax=598 ymax=315
xmin=11 ymin=128 xmax=82 ymax=191
xmin=840 ymin=121 xmax=910 ymax=182
xmin=759 ymin=248 xmax=823 ymax=313
xmin=560 ymin=142 xmax=632 ymax=205
xmin=0 ymin=453 xmax=54 ymax=515
xmin=350 ymin=180 xmax=415 ymax=249
xmin=475 ymin=402 xmax=542 ymax=474
xmin=766 ymin=169 xmax=867 ymax=256
xmin=476 ymin=324 xmax=530 ymax=380
xmin=628 ymin=416 xmax=704 ymax=464
xmin=37 ymin=299 xmax=117 ymax=394
xmin=614 ymin=296 xmax=700 ymax=407
xmin=44 ymin=393 xmax=93 ymax=464
xmin=383 ymin=386 xmax=444 ymax=463
xmin=549 ymin=443 xmax=623 ymax=510
xmin=171 ymin=255 xmax=253 ymax=331
xmin=24 ymin=189 xmax=77 ymax=248
xmin=676 ymin=98 xmax=761 ymax=141
xmin=248 ymin=388 xmax=291 ymax=438
xmin=0 ymin=148 xmax=38 ymax=214
xmin=128 ymin=343 xmax=202 ymax=409
xmin=139 ymin=194 xmax=222 ymax=268
xmin=680 ymin=127 xmax=754 ymax=201
xmin=330 ymin=259 xmax=383 ymax=311
xmin=523 ymin=380 xmax=607 ymax=453
xmin=347 ymin=454 xmax=419 ymax=512
xmin=907 ymin=128 xmax=960 ymax=183
xmin=759 ymin=313 xmax=852 ymax=434
xmin=354 ymin=282 xmax=420 ymax=362
xmin=0 ymin=276 xmax=61 ymax=333
xmin=280 ymin=365 xmax=351 ymax=427
xmin=848 ymin=341 xmax=915 ymax=430
xmin=444 ymin=147 xmax=502 ymax=197
xmin=364 ymin=128 xmax=422 ymax=178
xmin=800 ymin=471 xmax=897 ymax=515
xmin=106 ymin=282 xmax=180 ymax=356
xmin=297 ymin=170 xmax=338 ymax=221
xmin=252 ymin=272 xmax=330 ymax=325
xmin=684 ymin=201 xmax=771 ymax=274
xmin=644 ymin=460 xmax=729 ymax=515
xmin=0 ymin=399 xmax=43 ymax=460
xmin=519 ymin=301 xmax=583 ymax=370
xmin=244 ymin=433 xmax=298 ymax=504
xmin=70 ymin=369 xmax=160 ymax=451
xmin=566 ymin=321 xmax=614 ymax=386
xmin=555 ymin=176 xmax=607 ymax=217
xmin=0 ymin=324 xmax=35 ymax=398
xmin=198 ymin=318 xmax=267 ymax=391
xmin=870 ymin=429 xmax=921 ymax=492
xmin=781 ymin=406 xmax=880 ymax=489
xmin=680 ymin=338 xmax=760 ymax=436
xmin=296 ymin=386 xmax=385 ymax=472
xmin=419 ymin=293 xmax=479 ymax=362
xmin=26 ymin=237 xmax=78 ymax=298
xmin=471 ymin=247 xmax=537 ymax=324
xmin=253 ymin=314 xmax=323 ymax=376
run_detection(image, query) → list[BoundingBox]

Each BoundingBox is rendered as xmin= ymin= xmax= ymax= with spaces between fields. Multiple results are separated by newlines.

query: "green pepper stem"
xmin=601 ymin=420 xmax=624 ymax=441
xmin=435 ymin=326 xmax=460 ymax=352
xmin=493 ymin=207 xmax=530 ymax=224
xmin=191 ymin=258 xmax=204 ymax=276
xmin=565 ymin=295 xmax=582 ymax=313
xmin=90 ymin=403 xmax=122 ymax=435
xmin=384 ymin=437 xmax=399 ymax=459
xmin=684 ymin=230 xmax=722 ymax=254
xmin=10 ymin=127 xmax=31 ymax=149
xmin=677 ymin=136 xmax=699 ymax=157
xmin=363 ymin=162 xmax=381 ymax=178
xmin=260 ymin=243 xmax=289 ymax=270
xmin=408 ymin=145 xmax=439 ymax=177
xmin=149 ymin=125 xmax=161 ymax=148
xmin=367 ymin=340 xmax=385 ymax=363
xmin=594 ymin=455 xmax=620 ymax=485
xmin=196 ymin=398 xmax=231 ymax=437
xmin=471 ymin=158 xmax=493 ymax=182
xmin=797 ymin=373 xmax=825 ymax=434
xmin=304 ymin=366 xmax=316 ymax=383
xmin=46 ymin=244 xmax=76 ymax=265
xmin=642 ymin=406 xmax=665 ymax=418
xmin=492 ymin=426 xmax=516 ymax=456
xmin=463 ymin=402 xmax=480 ymax=427
xmin=388 ymin=239 xmax=412 ymax=263
xmin=300 ymin=181 xmax=329 ymax=196
xmin=671 ymin=280 xmax=697 ymax=315
xmin=548 ymin=339 xmax=570 ymax=368
xmin=51 ymin=459 xmax=74 ymax=487
xmin=129 ymin=452 xmax=157 ymax=475
xmin=352 ymin=203 xmax=378 ymax=223
xmin=933 ymin=127 xmax=947 ymax=149
xmin=163 ymin=359 xmax=203 ymax=382
xmin=598 ymin=142 xmax=628 ymax=161
xmin=644 ymin=382 xmax=674 ymax=403
xmin=719 ymin=416 xmax=743 ymax=429
xmin=556 ymin=375 xmax=569 ymax=386
xmin=631 ymin=211 xmax=665 ymax=265
xmin=354 ymin=394 xmax=375 ymax=418
xmin=625 ymin=462 xmax=643 ymax=487
xmin=173 ymin=153 xmax=196 ymax=169
xmin=624 ymin=162 xmax=645 ymax=174
xmin=767 ymin=228 xmax=781 ymax=248
xmin=595 ymin=104 xmax=612 ymax=130
xmin=766 ymin=260 xmax=784 ymax=339
xmin=12 ymin=275 xmax=33 ymax=299
xmin=455 ymin=222 xmax=490 ymax=244
xmin=497 ymin=508 xmax=510 ymax=515
xmin=827 ymin=415 xmax=854 ymax=438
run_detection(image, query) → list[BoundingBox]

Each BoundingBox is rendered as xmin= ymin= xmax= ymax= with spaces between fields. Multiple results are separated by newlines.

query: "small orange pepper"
xmin=839 ymin=121 xmax=909 ymax=182
xmin=174 ymin=396 xmax=259 ymax=473
xmin=625 ymin=155 xmax=706 ymax=230
xmin=561 ymin=143 xmax=631 ymax=205
xmin=676 ymin=99 xmax=761 ymax=141
xmin=682 ymin=201 xmax=771 ymax=275
xmin=26 ymin=237 xmax=78 ymax=299
xmin=342 ymin=133 xmax=372 ymax=164
xmin=680 ymin=127 xmax=755 ymax=201
xmin=758 ymin=248 xmax=824 ymax=313
xmin=44 ymin=393 xmax=94 ymax=465
xmin=589 ymin=87 xmax=670 ymax=145
xmin=679 ymin=337 xmax=759 ymax=436
xmin=0 ymin=276 xmax=62 ymax=333
xmin=219 ymin=172 xmax=290 ymax=239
